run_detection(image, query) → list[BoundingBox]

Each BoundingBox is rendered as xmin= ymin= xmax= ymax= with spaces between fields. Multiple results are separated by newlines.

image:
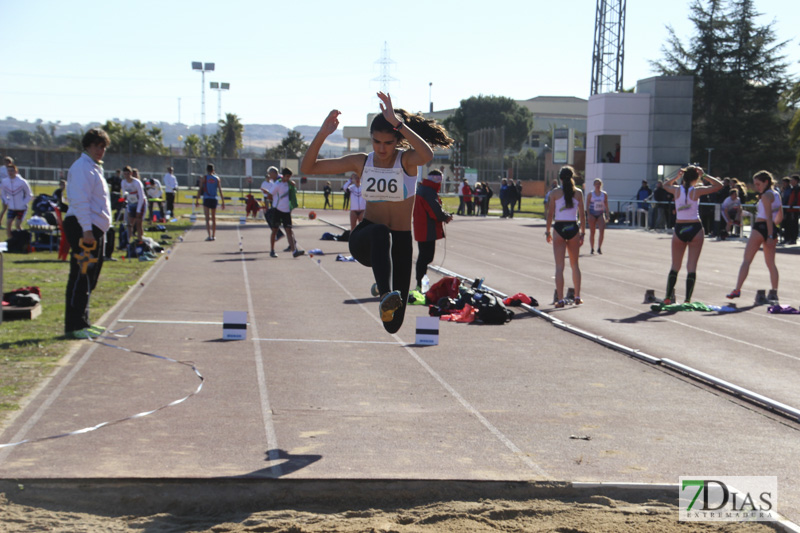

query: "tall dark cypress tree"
xmin=724 ymin=0 xmax=791 ymax=175
xmin=653 ymin=0 xmax=792 ymax=179
xmin=787 ymin=82 xmax=800 ymax=167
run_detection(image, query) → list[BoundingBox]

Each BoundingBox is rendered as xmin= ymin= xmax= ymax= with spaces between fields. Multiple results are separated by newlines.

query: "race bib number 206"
xmin=362 ymin=169 xmax=403 ymax=202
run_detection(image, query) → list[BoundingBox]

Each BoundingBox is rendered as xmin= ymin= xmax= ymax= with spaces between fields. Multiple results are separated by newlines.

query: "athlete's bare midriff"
xmin=364 ymin=198 xmax=414 ymax=231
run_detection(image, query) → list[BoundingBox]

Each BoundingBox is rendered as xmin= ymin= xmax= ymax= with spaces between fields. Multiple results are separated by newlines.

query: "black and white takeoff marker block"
xmin=223 ymin=311 xmax=248 ymax=340
xmin=416 ymin=316 xmax=439 ymax=346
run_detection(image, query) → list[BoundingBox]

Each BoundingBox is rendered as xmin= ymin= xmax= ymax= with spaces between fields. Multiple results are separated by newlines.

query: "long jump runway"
xmin=0 ymin=212 xmax=798 ymax=522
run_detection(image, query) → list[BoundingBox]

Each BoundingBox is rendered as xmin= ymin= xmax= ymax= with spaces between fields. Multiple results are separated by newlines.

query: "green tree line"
xmin=3 ymin=114 xmax=248 ymax=159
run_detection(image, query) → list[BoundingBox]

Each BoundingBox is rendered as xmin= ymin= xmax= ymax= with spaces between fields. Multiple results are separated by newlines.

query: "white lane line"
xmin=444 ymin=247 xmax=800 ymax=365
xmin=254 ymin=338 xmax=400 ymax=345
xmin=118 ymin=319 xmax=223 ymax=325
xmin=237 ymin=227 xmax=282 ymax=474
xmin=314 ymin=258 xmax=549 ymax=479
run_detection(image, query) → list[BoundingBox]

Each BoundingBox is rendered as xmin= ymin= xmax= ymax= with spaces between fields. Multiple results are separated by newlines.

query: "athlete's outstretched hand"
xmin=377 ymin=92 xmax=400 ymax=126
xmin=319 ymin=109 xmax=341 ymax=137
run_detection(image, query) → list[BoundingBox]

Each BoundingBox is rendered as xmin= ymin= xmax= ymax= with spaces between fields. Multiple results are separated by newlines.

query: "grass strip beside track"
xmin=0 ymin=210 xmax=193 ymax=424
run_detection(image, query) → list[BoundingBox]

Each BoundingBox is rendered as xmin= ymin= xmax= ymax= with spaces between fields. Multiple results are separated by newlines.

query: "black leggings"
xmin=349 ymin=219 xmax=412 ymax=332
xmin=416 ymin=240 xmax=436 ymax=287
xmin=64 ymin=216 xmax=106 ymax=333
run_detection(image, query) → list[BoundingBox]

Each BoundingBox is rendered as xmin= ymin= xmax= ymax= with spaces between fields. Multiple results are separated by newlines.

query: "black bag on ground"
xmin=473 ymin=292 xmax=514 ymax=324
xmin=127 ymin=239 xmax=152 ymax=258
xmin=5 ymin=292 xmax=40 ymax=307
xmin=32 ymin=194 xmax=56 ymax=215
xmin=118 ymin=223 xmax=128 ymax=251
xmin=6 ymin=230 xmax=31 ymax=253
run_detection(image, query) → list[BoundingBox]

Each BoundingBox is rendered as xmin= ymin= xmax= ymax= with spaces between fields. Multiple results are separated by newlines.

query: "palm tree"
xmin=217 ymin=113 xmax=244 ymax=158
xmin=184 ymin=134 xmax=202 ymax=158
xmin=103 ymin=120 xmax=169 ymax=155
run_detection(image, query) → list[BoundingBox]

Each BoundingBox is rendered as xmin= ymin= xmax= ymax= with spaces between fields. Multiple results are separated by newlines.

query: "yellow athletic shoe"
xmin=379 ymin=291 xmax=402 ymax=322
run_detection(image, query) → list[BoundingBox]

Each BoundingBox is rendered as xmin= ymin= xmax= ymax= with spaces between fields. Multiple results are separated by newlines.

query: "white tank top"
xmin=756 ymin=189 xmax=781 ymax=222
xmin=554 ymin=193 xmax=579 ymax=221
xmin=588 ymin=191 xmax=606 ymax=214
xmin=361 ymin=151 xmax=417 ymax=202
xmin=675 ymin=186 xmax=700 ymax=221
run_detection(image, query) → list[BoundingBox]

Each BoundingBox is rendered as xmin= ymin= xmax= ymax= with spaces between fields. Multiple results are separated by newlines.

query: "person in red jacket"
xmin=463 ymin=180 xmax=473 ymax=215
xmin=413 ymin=169 xmax=453 ymax=291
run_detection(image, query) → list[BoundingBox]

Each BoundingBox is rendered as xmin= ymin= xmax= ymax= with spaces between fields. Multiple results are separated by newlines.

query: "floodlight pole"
xmin=210 ymin=82 xmax=230 ymax=158
xmin=210 ymin=82 xmax=230 ymax=123
xmin=191 ymin=61 xmax=215 ymax=159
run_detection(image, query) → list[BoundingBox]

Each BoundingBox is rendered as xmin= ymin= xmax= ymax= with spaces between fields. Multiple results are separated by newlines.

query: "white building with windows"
xmin=585 ymin=76 xmax=693 ymax=203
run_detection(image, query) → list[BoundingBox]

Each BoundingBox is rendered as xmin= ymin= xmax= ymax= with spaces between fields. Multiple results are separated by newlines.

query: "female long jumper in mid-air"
xmin=301 ymin=92 xmax=453 ymax=333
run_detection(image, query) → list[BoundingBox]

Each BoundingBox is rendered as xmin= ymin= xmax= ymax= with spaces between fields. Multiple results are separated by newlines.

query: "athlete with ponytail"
xmin=661 ymin=166 xmax=723 ymax=304
xmin=545 ymin=166 xmax=586 ymax=308
xmin=726 ymin=170 xmax=783 ymax=302
xmin=301 ymin=92 xmax=453 ymax=333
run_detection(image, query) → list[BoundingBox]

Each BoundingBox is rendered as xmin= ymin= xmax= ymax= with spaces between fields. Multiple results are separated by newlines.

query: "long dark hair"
xmin=559 ymin=166 xmax=576 ymax=208
xmin=371 ymin=109 xmax=454 ymax=149
xmin=681 ymin=165 xmax=701 ymax=202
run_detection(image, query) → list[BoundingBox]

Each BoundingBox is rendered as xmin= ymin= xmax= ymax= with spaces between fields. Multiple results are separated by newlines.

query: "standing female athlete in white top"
xmin=545 ymin=166 xmax=586 ymax=307
xmin=727 ymin=170 xmax=783 ymax=302
xmin=585 ymin=178 xmax=609 ymax=255
xmin=301 ymin=92 xmax=453 ymax=333
xmin=661 ymin=166 xmax=722 ymax=303
xmin=347 ymin=174 xmax=366 ymax=232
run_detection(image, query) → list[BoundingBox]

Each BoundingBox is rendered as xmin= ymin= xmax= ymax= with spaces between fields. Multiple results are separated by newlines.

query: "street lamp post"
xmin=210 ymin=82 xmax=230 ymax=158
xmin=191 ymin=61 xmax=215 ymax=160
xmin=429 ymin=82 xmax=433 ymax=113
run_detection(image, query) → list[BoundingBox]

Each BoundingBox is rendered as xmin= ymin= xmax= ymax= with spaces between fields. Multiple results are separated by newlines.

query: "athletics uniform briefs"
xmin=553 ymin=195 xmax=580 ymax=240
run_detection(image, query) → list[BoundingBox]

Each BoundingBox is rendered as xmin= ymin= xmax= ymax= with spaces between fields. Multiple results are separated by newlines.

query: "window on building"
xmin=597 ymin=135 xmax=621 ymax=163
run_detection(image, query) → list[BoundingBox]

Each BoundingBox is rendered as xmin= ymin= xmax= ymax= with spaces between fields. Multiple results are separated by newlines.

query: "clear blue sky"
xmin=2 ymin=0 xmax=798 ymax=131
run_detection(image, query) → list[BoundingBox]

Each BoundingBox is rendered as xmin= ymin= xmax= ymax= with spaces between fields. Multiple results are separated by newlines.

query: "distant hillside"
xmin=0 ymin=118 xmax=347 ymax=156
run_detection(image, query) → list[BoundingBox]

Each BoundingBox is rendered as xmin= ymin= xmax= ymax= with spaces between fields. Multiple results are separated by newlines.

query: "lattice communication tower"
xmin=590 ymin=0 xmax=626 ymax=95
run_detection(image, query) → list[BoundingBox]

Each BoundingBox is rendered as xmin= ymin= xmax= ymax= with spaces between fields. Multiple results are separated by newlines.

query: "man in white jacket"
xmin=1 ymin=163 xmax=32 ymax=239
xmin=0 ymin=156 xmax=12 ymax=228
xmin=63 ymin=128 xmax=112 ymax=339
xmin=162 ymin=166 xmax=178 ymax=218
